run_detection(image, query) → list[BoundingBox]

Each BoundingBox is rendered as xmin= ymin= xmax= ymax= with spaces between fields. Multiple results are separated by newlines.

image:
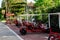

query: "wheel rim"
xmin=20 ymin=29 xmax=27 ymax=35
xmin=49 ymin=36 xmax=55 ymax=40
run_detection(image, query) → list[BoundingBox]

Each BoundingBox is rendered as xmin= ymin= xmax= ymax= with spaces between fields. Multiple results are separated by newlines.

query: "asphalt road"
xmin=0 ymin=22 xmax=23 ymax=40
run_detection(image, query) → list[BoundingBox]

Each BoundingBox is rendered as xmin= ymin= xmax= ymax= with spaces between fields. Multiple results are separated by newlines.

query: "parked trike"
xmin=48 ymin=13 xmax=60 ymax=40
xmin=19 ymin=20 xmax=47 ymax=35
xmin=48 ymin=28 xmax=60 ymax=40
xmin=13 ymin=19 xmax=47 ymax=35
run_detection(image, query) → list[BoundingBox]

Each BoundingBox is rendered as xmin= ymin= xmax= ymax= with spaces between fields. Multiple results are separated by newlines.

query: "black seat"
xmin=51 ymin=28 xmax=60 ymax=33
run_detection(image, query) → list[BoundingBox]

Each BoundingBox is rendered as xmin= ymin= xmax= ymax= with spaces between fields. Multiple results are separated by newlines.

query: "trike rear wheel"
xmin=20 ymin=29 xmax=27 ymax=35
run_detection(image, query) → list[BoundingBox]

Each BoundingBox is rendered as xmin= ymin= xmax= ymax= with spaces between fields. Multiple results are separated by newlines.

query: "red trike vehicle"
xmin=19 ymin=20 xmax=47 ymax=35
xmin=13 ymin=14 xmax=48 ymax=35
xmin=48 ymin=13 xmax=60 ymax=40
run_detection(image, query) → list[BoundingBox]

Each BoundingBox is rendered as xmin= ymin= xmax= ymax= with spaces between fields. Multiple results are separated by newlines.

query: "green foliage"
xmin=2 ymin=0 xmax=26 ymax=15
xmin=34 ymin=0 xmax=56 ymax=13
xmin=0 ymin=8 xmax=4 ymax=20
xmin=10 ymin=2 xmax=26 ymax=15
xmin=1 ymin=0 xmax=60 ymax=23
xmin=34 ymin=0 xmax=60 ymax=23
xmin=47 ymin=6 xmax=60 ymax=13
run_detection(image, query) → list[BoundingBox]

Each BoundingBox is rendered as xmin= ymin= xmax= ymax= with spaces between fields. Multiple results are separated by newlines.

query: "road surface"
xmin=0 ymin=22 xmax=23 ymax=40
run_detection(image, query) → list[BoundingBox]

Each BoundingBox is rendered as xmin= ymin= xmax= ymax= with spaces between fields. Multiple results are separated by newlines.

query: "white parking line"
xmin=4 ymin=24 xmax=24 ymax=40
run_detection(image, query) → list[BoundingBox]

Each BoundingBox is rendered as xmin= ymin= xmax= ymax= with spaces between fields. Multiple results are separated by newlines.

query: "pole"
xmin=5 ymin=0 xmax=9 ymax=19
xmin=4 ymin=0 xmax=7 ymax=19
xmin=26 ymin=0 xmax=28 ymax=21
xmin=5 ymin=0 xmax=8 ymax=13
xmin=48 ymin=14 xmax=50 ymax=28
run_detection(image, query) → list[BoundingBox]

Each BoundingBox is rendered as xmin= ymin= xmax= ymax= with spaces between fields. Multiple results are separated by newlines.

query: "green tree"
xmin=10 ymin=2 xmax=26 ymax=15
xmin=34 ymin=0 xmax=60 ymax=23
xmin=47 ymin=0 xmax=60 ymax=13
xmin=34 ymin=0 xmax=56 ymax=13
xmin=34 ymin=0 xmax=55 ymax=22
xmin=2 ymin=0 xmax=26 ymax=15
xmin=0 ymin=8 xmax=3 ymax=20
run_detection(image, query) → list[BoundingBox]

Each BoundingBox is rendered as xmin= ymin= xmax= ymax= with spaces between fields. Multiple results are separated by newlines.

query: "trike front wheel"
xmin=48 ymin=35 xmax=55 ymax=40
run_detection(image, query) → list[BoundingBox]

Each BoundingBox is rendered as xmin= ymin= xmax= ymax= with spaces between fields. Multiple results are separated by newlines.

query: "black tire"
xmin=48 ymin=35 xmax=55 ymax=40
xmin=20 ymin=29 xmax=27 ymax=35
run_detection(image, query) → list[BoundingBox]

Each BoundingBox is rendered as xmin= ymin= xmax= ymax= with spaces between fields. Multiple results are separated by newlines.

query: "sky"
xmin=0 ymin=0 xmax=2 ymax=8
xmin=0 ymin=0 xmax=35 ymax=8
xmin=27 ymin=0 xmax=35 ymax=3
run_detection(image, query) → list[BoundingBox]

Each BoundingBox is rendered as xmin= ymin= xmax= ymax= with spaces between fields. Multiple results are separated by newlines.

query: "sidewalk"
xmin=0 ymin=22 xmax=23 ymax=40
